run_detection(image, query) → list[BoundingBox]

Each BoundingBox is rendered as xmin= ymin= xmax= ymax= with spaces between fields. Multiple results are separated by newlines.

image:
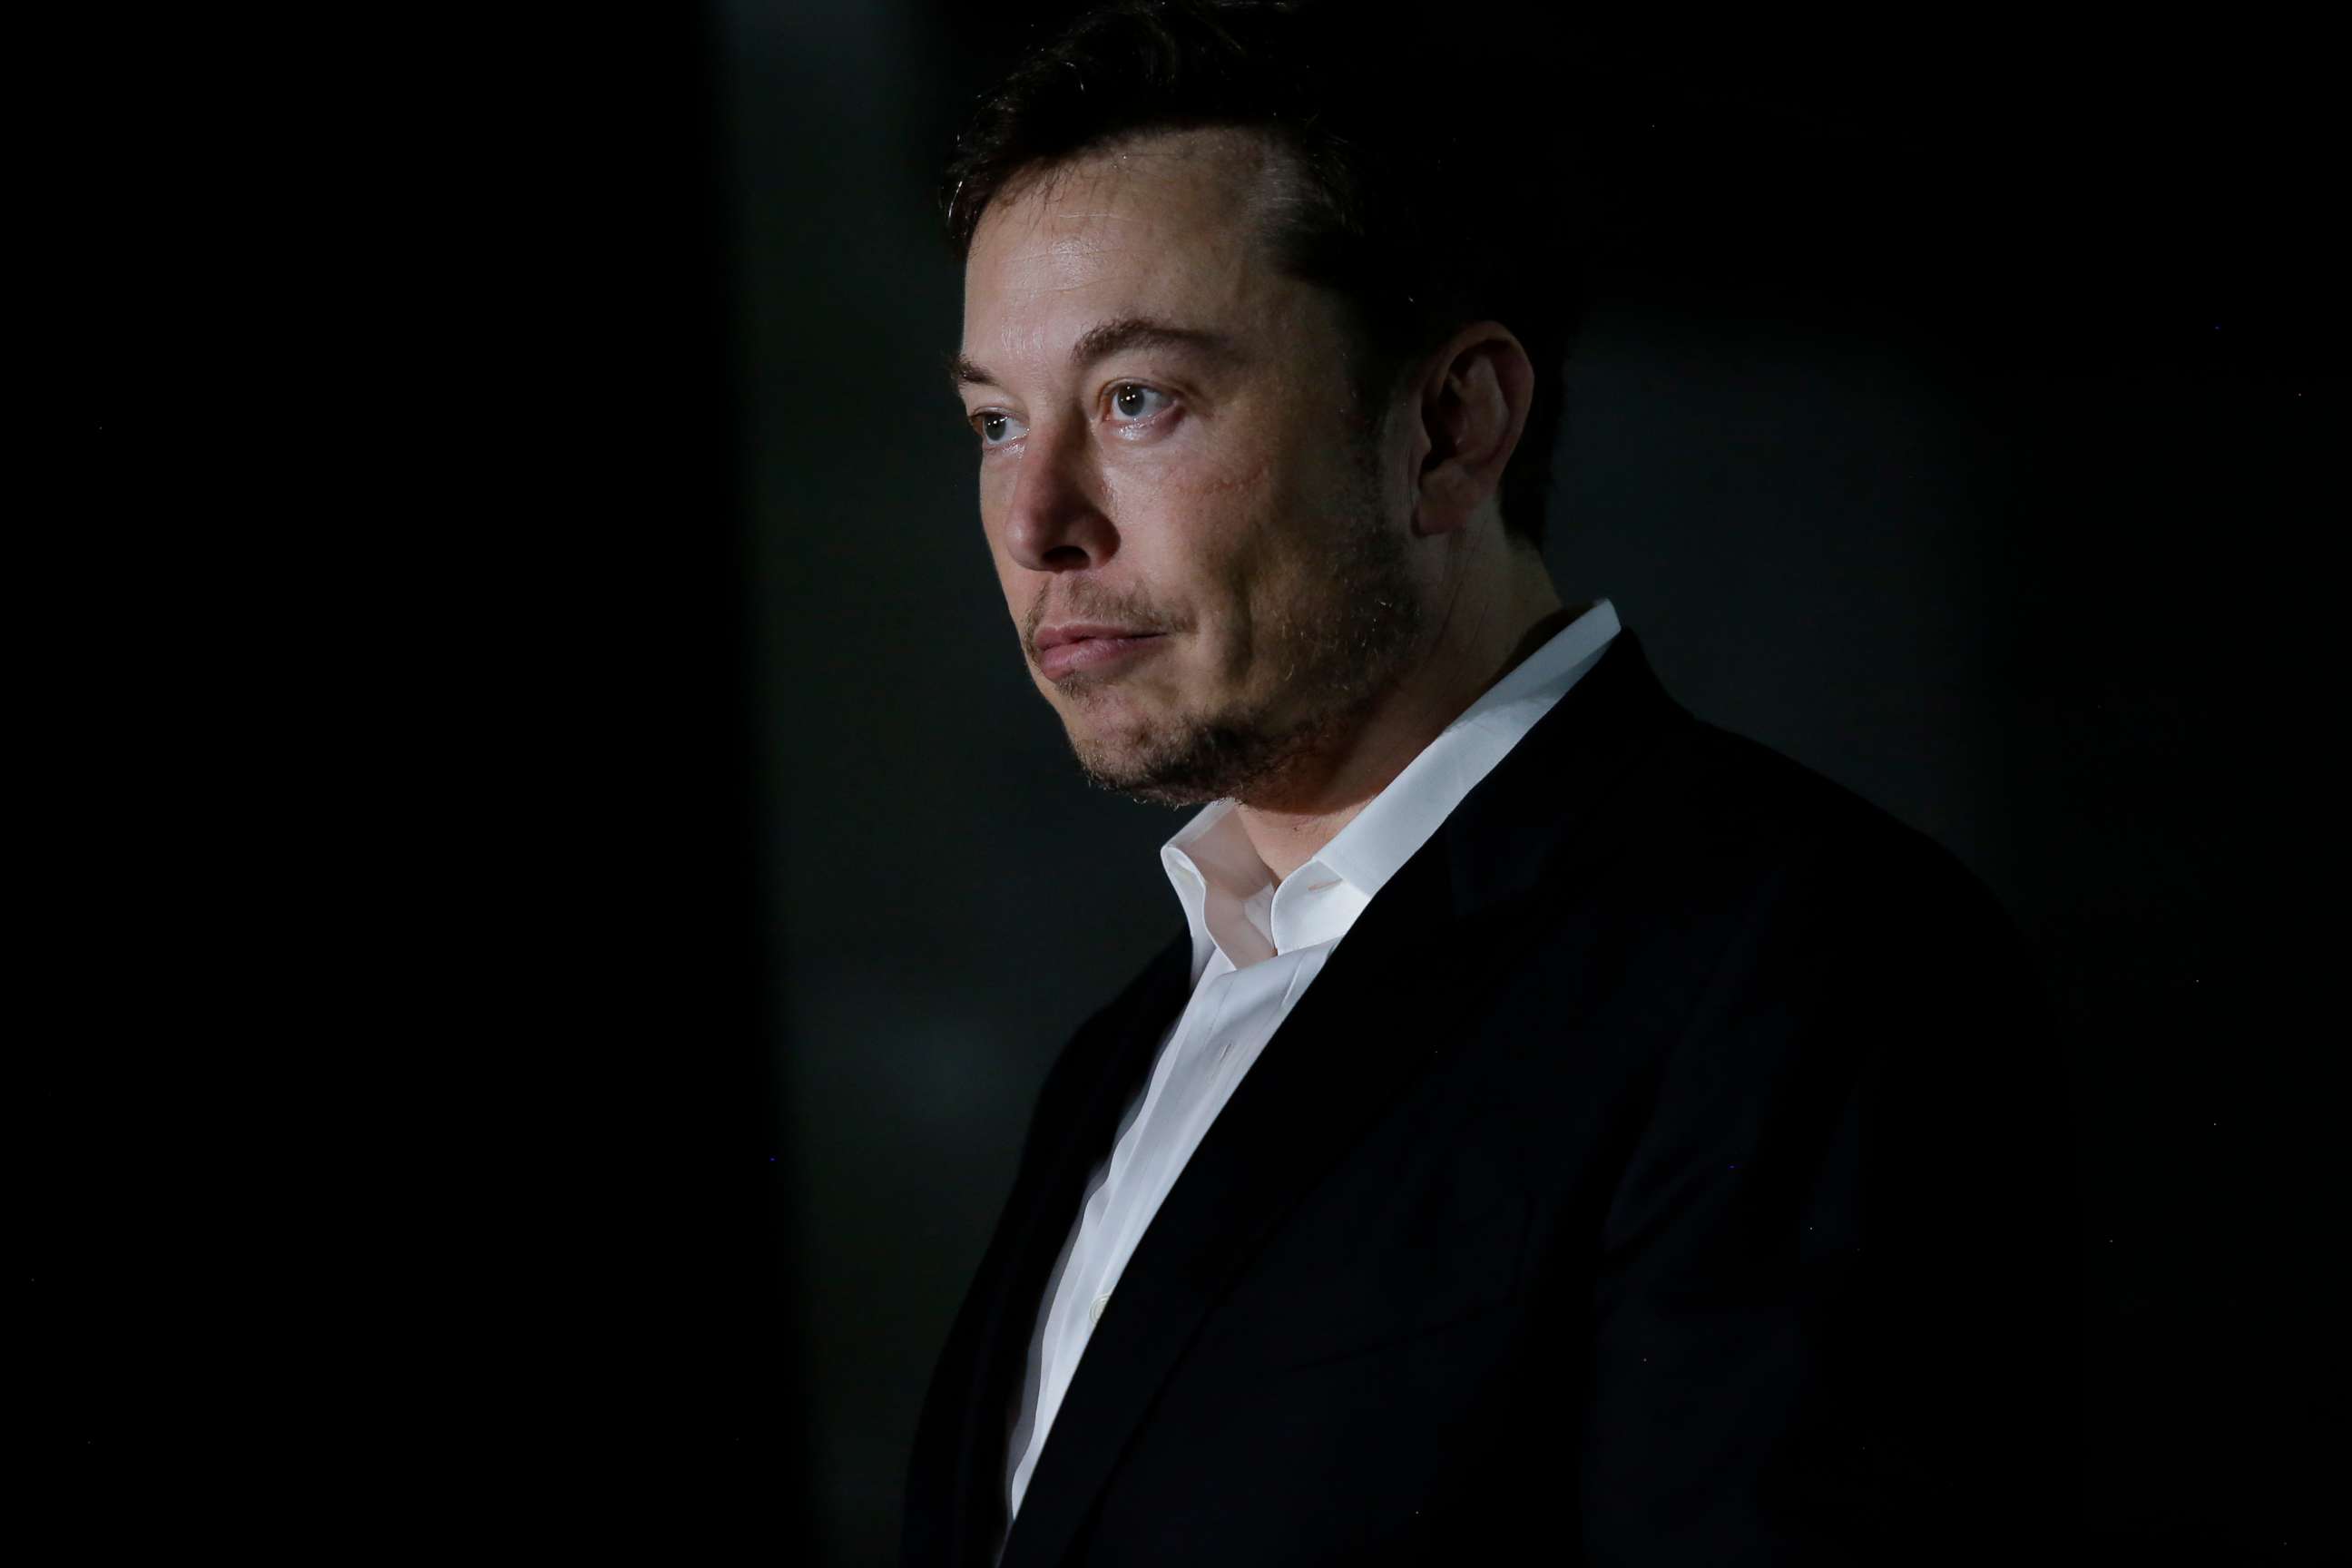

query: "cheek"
xmin=1173 ymin=414 xmax=1281 ymax=501
xmin=1104 ymin=434 xmax=1284 ymax=566
xmin=991 ymin=551 xmax=1030 ymax=621
xmin=980 ymin=514 xmax=1030 ymax=618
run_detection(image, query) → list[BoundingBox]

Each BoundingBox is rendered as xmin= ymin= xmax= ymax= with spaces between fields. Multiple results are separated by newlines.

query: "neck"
xmin=1234 ymin=552 xmax=1571 ymax=883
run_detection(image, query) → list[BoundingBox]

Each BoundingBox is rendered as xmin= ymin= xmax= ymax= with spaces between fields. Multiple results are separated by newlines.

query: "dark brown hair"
xmin=940 ymin=0 xmax=1585 ymax=549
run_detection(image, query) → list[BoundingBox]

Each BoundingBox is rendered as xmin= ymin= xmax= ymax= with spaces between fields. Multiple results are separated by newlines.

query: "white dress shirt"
xmin=999 ymin=599 xmax=1623 ymax=1547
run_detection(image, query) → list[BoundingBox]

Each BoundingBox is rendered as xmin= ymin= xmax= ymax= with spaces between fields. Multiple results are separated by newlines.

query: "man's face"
xmin=955 ymin=128 xmax=1428 ymax=808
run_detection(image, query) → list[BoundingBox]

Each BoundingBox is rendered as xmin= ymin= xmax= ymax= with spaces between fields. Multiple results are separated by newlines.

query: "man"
xmin=905 ymin=5 xmax=2080 ymax=1563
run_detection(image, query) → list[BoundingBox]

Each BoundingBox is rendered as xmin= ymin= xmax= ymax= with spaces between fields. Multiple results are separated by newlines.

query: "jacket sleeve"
xmin=1572 ymin=835 xmax=2082 ymax=1566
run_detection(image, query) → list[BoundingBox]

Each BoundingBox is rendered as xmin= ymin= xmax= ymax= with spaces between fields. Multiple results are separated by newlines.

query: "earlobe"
xmin=1413 ymin=460 xmax=1484 ymax=538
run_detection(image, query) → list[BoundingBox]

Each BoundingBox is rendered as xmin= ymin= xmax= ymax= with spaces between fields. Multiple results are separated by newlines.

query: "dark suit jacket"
xmin=903 ymin=630 xmax=2082 ymax=1566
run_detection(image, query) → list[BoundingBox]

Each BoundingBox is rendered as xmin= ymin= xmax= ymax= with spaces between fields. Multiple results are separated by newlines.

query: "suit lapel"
xmin=935 ymin=932 xmax=1192 ymax=1567
xmin=995 ymin=631 xmax=1698 ymax=1568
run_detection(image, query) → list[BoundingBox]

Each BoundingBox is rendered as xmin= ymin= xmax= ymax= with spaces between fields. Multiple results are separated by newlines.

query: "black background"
xmin=34 ymin=4 xmax=2337 ymax=1561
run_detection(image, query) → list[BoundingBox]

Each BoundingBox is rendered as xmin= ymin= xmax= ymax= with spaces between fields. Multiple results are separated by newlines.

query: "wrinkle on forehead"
xmin=1004 ymin=123 xmax=1282 ymax=201
xmin=1007 ymin=220 xmax=1151 ymax=277
xmin=963 ymin=126 xmax=1338 ymax=386
xmin=978 ymin=125 xmax=1286 ymax=255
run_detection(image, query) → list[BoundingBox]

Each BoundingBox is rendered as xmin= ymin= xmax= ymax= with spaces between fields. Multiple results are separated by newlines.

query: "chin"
xmin=1069 ymin=707 xmax=1298 ymax=811
xmin=1077 ymin=764 xmax=1222 ymax=810
xmin=1069 ymin=738 xmax=1171 ymax=794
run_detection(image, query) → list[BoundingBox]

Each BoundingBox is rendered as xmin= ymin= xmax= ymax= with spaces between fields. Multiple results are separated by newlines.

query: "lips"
xmin=1035 ymin=623 xmax=1168 ymax=681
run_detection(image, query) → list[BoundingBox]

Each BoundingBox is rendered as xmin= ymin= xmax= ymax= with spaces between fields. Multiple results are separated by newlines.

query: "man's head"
xmin=945 ymin=2 xmax=1579 ymax=810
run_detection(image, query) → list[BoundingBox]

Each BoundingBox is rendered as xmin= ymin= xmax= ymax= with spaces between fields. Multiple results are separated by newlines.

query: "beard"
xmin=1057 ymin=453 xmax=1427 ymax=810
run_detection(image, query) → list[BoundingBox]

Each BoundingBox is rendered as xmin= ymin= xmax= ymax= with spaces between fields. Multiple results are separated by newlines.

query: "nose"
xmin=1000 ymin=418 xmax=1117 ymax=574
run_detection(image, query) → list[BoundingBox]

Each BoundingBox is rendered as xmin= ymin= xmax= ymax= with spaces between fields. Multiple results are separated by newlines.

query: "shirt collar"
xmin=1162 ymin=599 xmax=1622 ymax=975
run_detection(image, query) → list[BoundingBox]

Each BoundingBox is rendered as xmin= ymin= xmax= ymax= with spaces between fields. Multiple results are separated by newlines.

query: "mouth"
xmin=1035 ymin=626 xmax=1169 ymax=681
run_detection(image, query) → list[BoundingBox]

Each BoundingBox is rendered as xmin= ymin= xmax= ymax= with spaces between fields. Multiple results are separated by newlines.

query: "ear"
xmin=1409 ymin=324 xmax=1534 ymax=538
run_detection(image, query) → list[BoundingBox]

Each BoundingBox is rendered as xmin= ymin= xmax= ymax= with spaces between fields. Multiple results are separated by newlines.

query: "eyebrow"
xmin=947 ymin=316 xmax=1240 ymax=393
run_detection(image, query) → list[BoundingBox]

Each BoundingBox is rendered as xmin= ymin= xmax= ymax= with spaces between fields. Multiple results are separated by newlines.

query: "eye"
xmin=970 ymin=409 xmax=1027 ymax=449
xmin=1107 ymin=383 xmax=1172 ymax=423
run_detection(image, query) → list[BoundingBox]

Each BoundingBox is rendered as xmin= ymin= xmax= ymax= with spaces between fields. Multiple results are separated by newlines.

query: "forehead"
xmin=962 ymin=128 xmax=1308 ymax=355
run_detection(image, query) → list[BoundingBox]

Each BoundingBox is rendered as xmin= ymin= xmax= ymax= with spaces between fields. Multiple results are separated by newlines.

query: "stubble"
xmin=1065 ymin=446 xmax=1426 ymax=809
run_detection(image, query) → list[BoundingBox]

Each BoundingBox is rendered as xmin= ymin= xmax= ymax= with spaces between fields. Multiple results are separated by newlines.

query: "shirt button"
xmin=1090 ymin=1292 xmax=1112 ymax=1327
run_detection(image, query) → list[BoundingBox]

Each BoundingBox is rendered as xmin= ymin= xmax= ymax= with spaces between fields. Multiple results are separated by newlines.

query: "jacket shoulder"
xmin=1668 ymin=719 xmax=2007 ymax=911
xmin=1584 ymin=716 xmax=2037 ymax=1003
